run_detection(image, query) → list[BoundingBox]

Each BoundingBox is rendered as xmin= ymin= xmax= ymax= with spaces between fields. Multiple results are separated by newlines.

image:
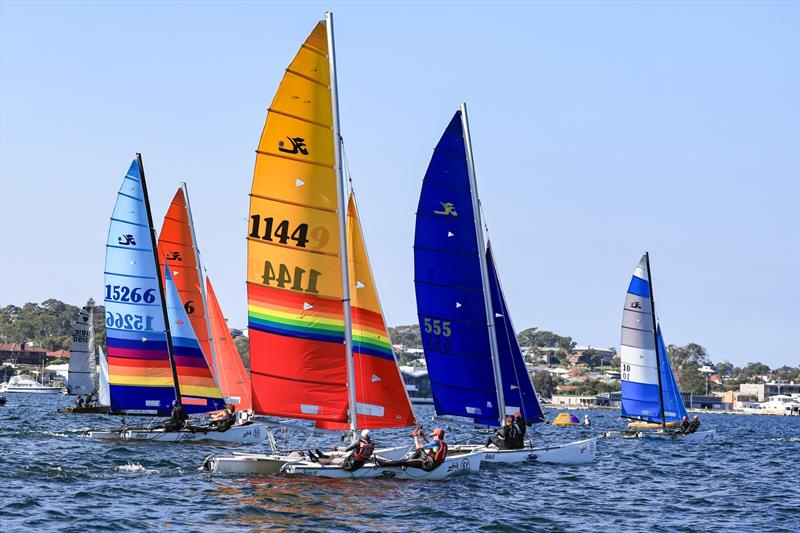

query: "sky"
xmin=1 ymin=1 xmax=798 ymax=368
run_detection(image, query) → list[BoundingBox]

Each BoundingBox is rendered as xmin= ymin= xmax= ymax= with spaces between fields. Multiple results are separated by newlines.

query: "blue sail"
xmin=105 ymin=160 xmax=175 ymax=415
xmin=487 ymin=245 xmax=545 ymax=424
xmin=414 ymin=111 xmax=498 ymax=425
xmin=657 ymin=325 xmax=687 ymax=422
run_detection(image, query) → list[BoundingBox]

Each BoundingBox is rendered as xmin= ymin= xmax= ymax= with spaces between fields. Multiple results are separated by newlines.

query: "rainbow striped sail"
xmin=105 ymin=160 xmax=174 ymax=415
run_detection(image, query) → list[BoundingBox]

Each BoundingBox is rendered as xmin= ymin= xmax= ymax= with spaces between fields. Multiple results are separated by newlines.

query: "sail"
xmin=620 ymin=254 xmax=664 ymax=422
xmin=247 ymin=21 xmax=350 ymax=423
xmin=67 ymin=303 xmax=96 ymax=395
xmin=486 ymin=245 xmax=545 ymax=424
xmin=164 ymin=267 xmax=224 ymax=414
xmin=413 ymin=111 xmax=498 ymax=425
xmin=657 ymin=325 xmax=688 ymax=422
xmin=157 ymin=187 xmax=214 ymax=373
xmin=206 ymin=276 xmax=252 ymax=410
xmin=98 ymin=346 xmax=110 ymax=407
xmin=105 ymin=160 xmax=175 ymax=415
xmin=333 ymin=194 xmax=415 ymax=428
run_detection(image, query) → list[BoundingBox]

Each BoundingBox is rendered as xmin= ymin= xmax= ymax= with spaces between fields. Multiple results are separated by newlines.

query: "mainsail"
xmin=619 ymin=253 xmax=687 ymax=424
xmin=157 ymin=187 xmax=215 ymax=373
xmin=164 ymin=266 xmax=224 ymax=413
xmin=66 ymin=302 xmax=96 ymax=395
xmin=105 ymin=159 xmax=177 ymax=415
xmin=206 ymin=276 xmax=252 ymax=410
xmin=414 ymin=107 xmax=543 ymax=427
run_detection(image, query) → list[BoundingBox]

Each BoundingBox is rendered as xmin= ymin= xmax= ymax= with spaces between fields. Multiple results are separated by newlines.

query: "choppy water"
xmin=1 ymin=394 xmax=798 ymax=532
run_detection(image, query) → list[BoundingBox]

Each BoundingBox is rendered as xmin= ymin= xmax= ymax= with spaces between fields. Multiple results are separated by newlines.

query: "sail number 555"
xmin=423 ymin=318 xmax=451 ymax=337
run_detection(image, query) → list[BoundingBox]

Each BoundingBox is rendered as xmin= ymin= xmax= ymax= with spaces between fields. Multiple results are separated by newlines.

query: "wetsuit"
xmin=514 ymin=418 xmax=527 ymax=448
xmin=312 ymin=439 xmax=374 ymax=471
xmin=486 ymin=425 xmax=519 ymax=450
xmin=381 ymin=440 xmax=447 ymax=472
xmin=679 ymin=419 xmax=690 ymax=434
xmin=163 ymin=404 xmax=188 ymax=431
xmin=687 ymin=419 xmax=700 ymax=434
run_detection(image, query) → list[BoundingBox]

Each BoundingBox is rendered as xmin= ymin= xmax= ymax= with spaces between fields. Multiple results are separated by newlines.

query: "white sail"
xmin=67 ymin=302 xmax=96 ymax=395
xmin=98 ymin=346 xmax=110 ymax=407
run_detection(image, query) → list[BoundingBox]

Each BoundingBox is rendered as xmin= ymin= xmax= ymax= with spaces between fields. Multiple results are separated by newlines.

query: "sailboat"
xmin=615 ymin=253 xmax=715 ymax=441
xmin=157 ymin=184 xmax=252 ymax=410
xmin=203 ymin=14 xmax=483 ymax=479
xmin=85 ymin=155 xmax=265 ymax=444
xmin=58 ymin=299 xmax=110 ymax=413
xmin=413 ymin=105 xmax=596 ymax=464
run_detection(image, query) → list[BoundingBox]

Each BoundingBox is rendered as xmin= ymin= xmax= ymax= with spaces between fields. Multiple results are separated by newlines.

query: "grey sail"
xmin=66 ymin=302 xmax=96 ymax=395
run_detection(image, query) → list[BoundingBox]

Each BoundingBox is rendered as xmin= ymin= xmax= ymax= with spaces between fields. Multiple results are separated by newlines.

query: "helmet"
xmin=430 ymin=428 xmax=445 ymax=438
xmin=360 ymin=429 xmax=371 ymax=438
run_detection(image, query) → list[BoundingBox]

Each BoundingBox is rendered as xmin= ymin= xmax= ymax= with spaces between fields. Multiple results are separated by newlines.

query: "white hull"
xmin=283 ymin=450 xmax=485 ymax=480
xmin=202 ymin=445 xmax=414 ymax=475
xmin=603 ymin=429 xmax=716 ymax=441
xmin=86 ymin=423 xmax=267 ymax=444
xmin=1 ymin=386 xmax=61 ymax=394
xmin=450 ymin=438 xmax=597 ymax=465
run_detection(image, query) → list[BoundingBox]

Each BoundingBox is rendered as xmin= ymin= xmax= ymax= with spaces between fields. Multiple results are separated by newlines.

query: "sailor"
xmin=75 ymin=395 xmax=84 ymax=408
xmin=163 ymin=400 xmax=188 ymax=431
xmin=485 ymin=416 xmax=519 ymax=450
xmin=687 ymin=415 xmax=700 ymax=434
xmin=380 ymin=428 xmax=448 ymax=471
xmin=309 ymin=429 xmax=375 ymax=471
xmin=583 ymin=414 xmax=591 ymax=427
xmin=513 ymin=412 xmax=527 ymax=448
xmin=679 ymin=416 xmax=690 ymax=433
xmin=210 ymin=404 xmax=236 ymax=432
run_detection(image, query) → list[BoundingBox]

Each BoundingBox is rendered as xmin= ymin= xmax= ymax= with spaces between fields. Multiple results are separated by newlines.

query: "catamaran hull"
xmin=603 ymin=429 xmax=716 ymax=441
xmin=283 ymin=450 xmax=485 ymax=480
xmin=121 ymin=423 xmax=267 ymax=443
xmin=58 ymin=406 xmax=111 ymax=414
xmin=450 ymin=438 xmax=597 ymax=465
xmin=202 ymin=445 xmax=413 ymax=475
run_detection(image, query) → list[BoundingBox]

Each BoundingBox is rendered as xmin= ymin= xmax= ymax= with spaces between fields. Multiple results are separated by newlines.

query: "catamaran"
xmin=202 ymin=15 xmax=483 ymax=479
xmin=58 ymin=300 xmax=110 ymax=413
xmin=85 ymin=155 xmax=265 ymax=444
xmin=412 ymin=105 xmax=596 ymax=465
xmin=610 ymin=253 xmax=715 ymax=441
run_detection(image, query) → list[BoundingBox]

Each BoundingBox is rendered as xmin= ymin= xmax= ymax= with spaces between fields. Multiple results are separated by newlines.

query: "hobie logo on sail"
xmin=118 ymin=234 xmax=137 ymax=245
xmin=165 ymin=251 xmax=182 ymax=261
xmin=630 ymin=301 xmax=642 ymax=309
xmin=278 ymin=137 xmax=309 ymax=155
xmin=434 ymin=202 xmax=457 ymax=216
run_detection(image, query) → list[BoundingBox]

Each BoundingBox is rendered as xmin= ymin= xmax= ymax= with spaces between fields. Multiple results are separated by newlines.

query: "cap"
xmin=430 ymin=428 xmax=445 ymax=438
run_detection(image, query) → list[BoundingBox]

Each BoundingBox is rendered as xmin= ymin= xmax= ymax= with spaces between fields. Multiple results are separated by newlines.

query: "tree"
xmin=578 ymin=349 xmax=603 ymax=369
xmin=668 ymin=343 xmax=712 ymax=395
xmin=532 ymin=372 xmax=558 ymax=399
xmin=234 ymin=336 xmax=250 ymax=371
xmin=715 ymin=360 xmax=734 ymax=377
xmin=517 ymin=328 xmax=574 ymax=351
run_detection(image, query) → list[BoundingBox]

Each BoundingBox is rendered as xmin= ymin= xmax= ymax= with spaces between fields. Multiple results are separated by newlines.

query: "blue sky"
xmin=1 ymin=1 xmax=798 ymax=367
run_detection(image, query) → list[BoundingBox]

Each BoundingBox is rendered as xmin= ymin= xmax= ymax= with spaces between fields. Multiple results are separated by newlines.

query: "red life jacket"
xmin=353 ymin=441 xmax=374 ymax=464
xmin=432 ymin=441 xmax=448 ymax=465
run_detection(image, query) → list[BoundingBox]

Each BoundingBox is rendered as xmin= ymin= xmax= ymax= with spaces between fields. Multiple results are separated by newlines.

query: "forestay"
xmin=67 ymin=303 xmax=96 ymax=395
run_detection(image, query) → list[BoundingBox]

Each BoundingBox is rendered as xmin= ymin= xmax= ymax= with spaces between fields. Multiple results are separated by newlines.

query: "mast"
xmin=460 ymin=102 xmax=506 ymax=424
xmin=181 ymin=182 xmax=222 ymax=395
xmin=137 ymin=153 xmax=183 ymax=407
xmin=644 ymin=251 xmax=666 ymax=431
xmin=326 ymin=12 xmax=358 ymax=434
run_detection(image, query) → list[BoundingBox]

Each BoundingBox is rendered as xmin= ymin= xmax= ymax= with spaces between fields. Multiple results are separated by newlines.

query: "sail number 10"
xmin=262 ymin=260 xmax=321 ymax=293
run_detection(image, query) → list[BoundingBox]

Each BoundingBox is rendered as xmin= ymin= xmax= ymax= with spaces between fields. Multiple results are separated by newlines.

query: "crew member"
xmin=162 ymin=400 xmax=188 ymax=431
xmin=687 ymin=415 xmax=700 ymax=434
xmin=679 ymin=416 xmax=690 ymax=434
xmin=513 ymin=412 xmax=527 ymax=448
xmin=583 ymin=414 xmax=591 ymax=427
xmin=380 ymin=428 xmax=448 ymax=471
xmin=309 ymin=429 xmax=375 ymax=471
xmin=210 ymin=404 xmax=236 ymax=431
xmin=485 ymin=416 xmax=519 ymax=450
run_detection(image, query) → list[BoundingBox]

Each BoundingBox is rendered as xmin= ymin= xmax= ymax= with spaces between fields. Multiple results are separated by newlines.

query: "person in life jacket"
xmin=678 ymin=416 xmax=691 ymax=434
xmin=308 ymin=429 xmax=375 ymax=470
xmin=380 ymin=427 xmax=448 ymax=472
xmin=513 ymin=412 xmax=527 ymax=448
xmin=485 ymin=416 xmax=520 ymax=450
xmin=162 ymin=400 xmax=188 ymax=431
xmin=209 ymin=404 xmax=236 ymax=432
xmin=687 ymin=416 xmax=700 ymax=434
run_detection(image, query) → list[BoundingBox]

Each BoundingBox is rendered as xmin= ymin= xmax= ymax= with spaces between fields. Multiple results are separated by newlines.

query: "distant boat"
xmin=1 ymin=375 xmax=61 ymax=394
xmin=618 ymin=253 xmax=715 ymax=441
xmin=85 ymin=155 xmax=264 ymax=444
xmin=59 ymin=299 xmax=110 ymax=413
xmin=412 ymin=105 xmax=596 ymax=465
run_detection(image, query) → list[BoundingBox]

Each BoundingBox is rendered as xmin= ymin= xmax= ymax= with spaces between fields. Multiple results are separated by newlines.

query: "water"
xmin=1 ymin=394 xmax=798 ymax=532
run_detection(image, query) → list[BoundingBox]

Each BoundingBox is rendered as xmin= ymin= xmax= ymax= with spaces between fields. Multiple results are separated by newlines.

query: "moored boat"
xmin=2 ymin=375 xmax=61 ymax=394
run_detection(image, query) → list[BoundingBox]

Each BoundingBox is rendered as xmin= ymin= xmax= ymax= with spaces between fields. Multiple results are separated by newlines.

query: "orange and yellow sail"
xmin=247 ymin=20 xmax=413 ymax=428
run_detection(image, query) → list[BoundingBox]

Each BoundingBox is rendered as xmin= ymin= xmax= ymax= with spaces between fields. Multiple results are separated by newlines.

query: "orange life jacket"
xmin=353 ymin=441 xmax=374 ymax=464
xmin=432 ymin=441 xmax=448 ymax=465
